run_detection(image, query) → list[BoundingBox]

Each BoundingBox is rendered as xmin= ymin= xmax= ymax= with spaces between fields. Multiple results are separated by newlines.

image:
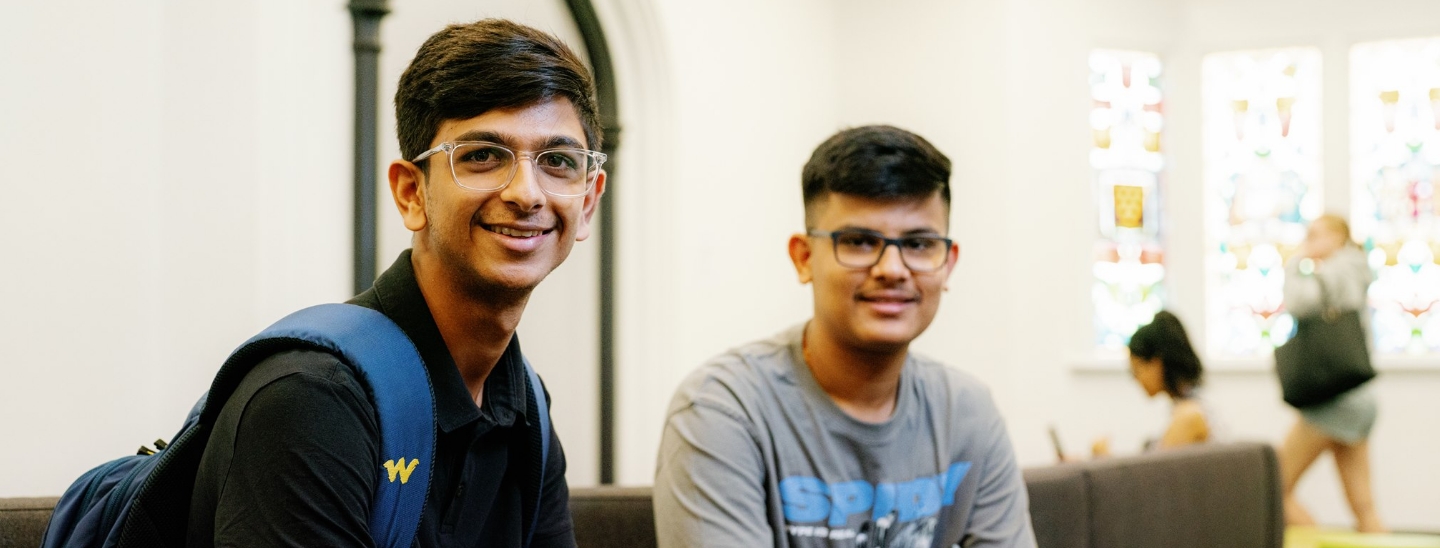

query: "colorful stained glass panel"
xmin=1090 ymin=50 xmax=1165 ymax=349
xmin=1351 ymin=38 xmax=1440 ymax=355
xmin=1203 ymin=48 xmax=1323 ymax=357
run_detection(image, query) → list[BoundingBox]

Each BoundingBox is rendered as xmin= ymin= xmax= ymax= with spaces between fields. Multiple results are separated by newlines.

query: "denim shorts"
xmin=1299 ymin=383 xmax=1378 ymax=444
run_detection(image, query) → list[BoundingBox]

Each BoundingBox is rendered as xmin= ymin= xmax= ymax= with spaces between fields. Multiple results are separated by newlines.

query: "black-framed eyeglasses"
xmin=807 ymin=229 xmax=953 ymax=272
xmin=412 ymin=141 xmax=607 ymax=197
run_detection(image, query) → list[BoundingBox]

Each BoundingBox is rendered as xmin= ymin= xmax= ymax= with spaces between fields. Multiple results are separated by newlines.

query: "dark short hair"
xmin=1129 ymin=311 xmax=1204 ymax=397
xmin=801 ymin=125 xmax=952 ymax=227
xmin=394 ymin=19 xmax=601 ymax=166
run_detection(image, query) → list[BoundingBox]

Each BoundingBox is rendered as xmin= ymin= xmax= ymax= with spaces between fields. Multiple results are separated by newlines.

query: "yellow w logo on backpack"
xmin=383 ymin=458 xmax=419 ymax=484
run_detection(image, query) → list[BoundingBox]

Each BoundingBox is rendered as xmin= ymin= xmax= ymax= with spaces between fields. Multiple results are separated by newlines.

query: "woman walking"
xmin=1277 ymin=214 xmax=1385 ymax=533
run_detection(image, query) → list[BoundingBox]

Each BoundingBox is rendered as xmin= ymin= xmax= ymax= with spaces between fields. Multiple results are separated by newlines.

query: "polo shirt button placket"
xmin=441 ymin=481 xmax=466 ymax=534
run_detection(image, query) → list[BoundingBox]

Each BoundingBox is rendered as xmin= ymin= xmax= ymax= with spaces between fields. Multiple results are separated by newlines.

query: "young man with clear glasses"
xmin=654 ymin=126 xmax=1036 ymax=548
xmin=186 ymin=19 xmax=602 ymax=547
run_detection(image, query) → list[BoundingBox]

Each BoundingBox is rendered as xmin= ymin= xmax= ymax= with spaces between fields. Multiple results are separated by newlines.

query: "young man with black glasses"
xmin=186 ymin=19 xmax=603 ymax=547
xmin=654 ymin=126 xmax=1035 ymax=548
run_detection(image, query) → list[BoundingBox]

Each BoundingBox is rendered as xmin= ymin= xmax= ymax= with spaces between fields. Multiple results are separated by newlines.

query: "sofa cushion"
xmin=568 ymin=486 xmax=657 ymax=548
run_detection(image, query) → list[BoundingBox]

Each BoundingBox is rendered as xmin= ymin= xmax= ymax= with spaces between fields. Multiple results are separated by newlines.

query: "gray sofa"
xmin=1 ymin=442 xmax=1280 ymax=548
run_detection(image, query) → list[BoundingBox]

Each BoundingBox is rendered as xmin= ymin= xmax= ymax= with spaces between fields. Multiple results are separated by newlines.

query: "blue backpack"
xmin=41 ymin=303 xmax=552 ymax=548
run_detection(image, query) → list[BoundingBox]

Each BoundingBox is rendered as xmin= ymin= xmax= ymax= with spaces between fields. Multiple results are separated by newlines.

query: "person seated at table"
xmin=1093 ymin=311 xmax=1212 ymax=457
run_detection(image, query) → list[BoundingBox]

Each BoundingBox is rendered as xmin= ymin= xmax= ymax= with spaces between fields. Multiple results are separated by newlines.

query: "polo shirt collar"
xmin=354 ymin=250 xmax=529 ymax=434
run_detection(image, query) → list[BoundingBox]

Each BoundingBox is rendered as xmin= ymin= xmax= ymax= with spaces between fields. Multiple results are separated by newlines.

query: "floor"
xmin=1285 ymin=527 xmax=1440 ymax=548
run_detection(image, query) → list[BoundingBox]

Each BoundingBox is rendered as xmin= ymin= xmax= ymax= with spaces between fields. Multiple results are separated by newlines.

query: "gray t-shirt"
xmin=654 ymin=324 xmax=1036 ymax=548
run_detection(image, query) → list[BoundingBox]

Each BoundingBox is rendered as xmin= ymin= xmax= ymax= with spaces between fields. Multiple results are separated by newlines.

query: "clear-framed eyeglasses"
xmin=807 ymin=229 xmax=953 ymax=272
xmin=411 ymin=141 xmax=607 ymax=197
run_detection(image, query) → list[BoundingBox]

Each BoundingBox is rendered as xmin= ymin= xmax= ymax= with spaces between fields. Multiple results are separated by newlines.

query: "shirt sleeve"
xmin=210 ymin=351 xmax=380 ymax=548
xmin=653 ymin=399 xmax=772 ymax=548
xmin=531 ymin=384 xmax=578 ymax=548
xmin=960 ymin=401 xmax=1037 ymax=548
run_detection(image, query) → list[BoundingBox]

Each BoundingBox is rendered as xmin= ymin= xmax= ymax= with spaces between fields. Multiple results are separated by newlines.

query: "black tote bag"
xmin=1274 ymin=277 xmax=1377 ymax=408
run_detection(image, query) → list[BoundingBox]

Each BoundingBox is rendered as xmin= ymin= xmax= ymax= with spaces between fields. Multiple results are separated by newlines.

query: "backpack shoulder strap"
xmin=115 ymin=304 xmax=434 ymax=548
xmin=521 ymin=356 xmax=550 ymax=548
xmin=245 ymin=303 xmax=436 ymax=548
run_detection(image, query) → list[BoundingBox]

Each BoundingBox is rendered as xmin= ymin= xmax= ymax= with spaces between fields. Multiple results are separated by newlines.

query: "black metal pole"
xmin=562 ymin=0 xmax=622 ymax=485
xmin=350 ymin=0 xmax=389 ymax=294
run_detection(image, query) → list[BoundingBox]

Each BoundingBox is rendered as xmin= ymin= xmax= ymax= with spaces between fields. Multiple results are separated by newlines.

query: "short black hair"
xmin=1129 ymin=311 xmax=1204 ymax=397
xmin=394 ymin=19 xmax=601 ymax=165
xmin=801 ymin=125 xmax=952 ymax=228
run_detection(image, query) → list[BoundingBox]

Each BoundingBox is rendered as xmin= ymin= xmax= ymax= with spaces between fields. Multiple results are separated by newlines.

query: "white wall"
xmin=1 ymin=0 xmax=353 ymax=496
xmin=0 ymin=0 xmax=604 ymax=495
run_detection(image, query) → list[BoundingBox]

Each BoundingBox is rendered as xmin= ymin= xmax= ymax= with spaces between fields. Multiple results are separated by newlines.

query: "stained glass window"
xmin=1090 ymin=50 xmax=1165 ymax=349
xmin=1351 ymin=38 xmax=1440 ymax=355
xmin=1203 ymin=48 xmax=1324 ymax=357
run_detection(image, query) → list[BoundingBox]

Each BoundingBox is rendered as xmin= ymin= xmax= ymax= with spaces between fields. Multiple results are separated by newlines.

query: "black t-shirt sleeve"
xmin=530 ymin=386 xmax=576 ymax=548
xmin=208 ymin=350 xmax=381 ymax=548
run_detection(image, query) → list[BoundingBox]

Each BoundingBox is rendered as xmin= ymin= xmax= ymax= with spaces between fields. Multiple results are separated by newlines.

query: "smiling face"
xmin=790 ymin=192 xmax=959 ymax=353
xmin=389 ymin=97 xmax=604 ymax=298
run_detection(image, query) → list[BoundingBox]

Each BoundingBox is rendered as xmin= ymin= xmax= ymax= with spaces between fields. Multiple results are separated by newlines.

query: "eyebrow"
xmin=451 ymin=130 xmax=586 ymax=150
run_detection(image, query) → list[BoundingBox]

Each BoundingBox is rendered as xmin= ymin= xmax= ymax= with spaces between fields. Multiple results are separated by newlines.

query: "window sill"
xmin=1069 ymin=354 xmax=1440 ymax=373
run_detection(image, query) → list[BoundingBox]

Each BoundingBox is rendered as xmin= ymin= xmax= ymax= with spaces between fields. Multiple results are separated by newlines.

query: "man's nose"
xmin=500 ymin=156 xmax=546 ymax=211
xmin=871 ymin=243 xmax=910 ymax=279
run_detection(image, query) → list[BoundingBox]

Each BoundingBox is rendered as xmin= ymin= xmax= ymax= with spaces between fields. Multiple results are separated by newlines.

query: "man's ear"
xmin=788 ymin=233 xmax=814 ymax=284
xmin=573 ymin=170 xmax=607 ymax=242
xmin=389 ymin=160 xmax=427 ymax=232
xmin=942 ymin=241 xmax=961 ymax=291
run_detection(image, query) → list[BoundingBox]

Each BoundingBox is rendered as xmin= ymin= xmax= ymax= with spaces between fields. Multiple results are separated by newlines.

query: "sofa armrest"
xmin=1024 ymin=463 xmax=1090 ymax=548
xmin=1082 ymin=442 xmax=1283 ymax=548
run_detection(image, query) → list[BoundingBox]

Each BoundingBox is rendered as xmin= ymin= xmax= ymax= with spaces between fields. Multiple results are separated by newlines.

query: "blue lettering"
xmin=895 ymin=476 xmax=942 ymax=522
xmin=783 ymin=461 xmax=970 ymax=526
xmin=827 ymin=481 xmax=873 ymax=526
xmin=780 ymin=476 xmax=829 ymax=523
xmin=871 ymin=481 xmax=896 ymax=520
xmin=941 ymin=461 xmax=972 ymax=505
